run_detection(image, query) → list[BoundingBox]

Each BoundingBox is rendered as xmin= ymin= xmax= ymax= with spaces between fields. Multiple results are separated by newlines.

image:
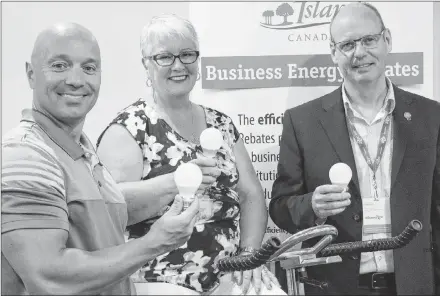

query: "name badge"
xmin=362 ymin=197 xmax=391 ymax=234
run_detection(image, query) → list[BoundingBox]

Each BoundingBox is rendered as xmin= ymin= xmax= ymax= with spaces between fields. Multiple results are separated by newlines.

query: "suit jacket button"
xmin=349 ymin=254 xmax=359 ymax=260
xmin=352 ymin=213 xmax=361 ymax=222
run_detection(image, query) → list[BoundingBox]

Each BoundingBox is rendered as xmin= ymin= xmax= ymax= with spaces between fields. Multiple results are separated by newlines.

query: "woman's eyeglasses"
xmin=147 ymin=50 xmax=200 ymax=66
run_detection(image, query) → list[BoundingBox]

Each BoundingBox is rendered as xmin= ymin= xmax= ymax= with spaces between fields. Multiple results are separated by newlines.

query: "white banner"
xmin=189 ymin=1 xmax=434 ymax=243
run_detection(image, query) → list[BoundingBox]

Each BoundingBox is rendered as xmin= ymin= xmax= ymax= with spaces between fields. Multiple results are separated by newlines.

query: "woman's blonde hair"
xmin=140 ymin=14 xmax=199 ymax=58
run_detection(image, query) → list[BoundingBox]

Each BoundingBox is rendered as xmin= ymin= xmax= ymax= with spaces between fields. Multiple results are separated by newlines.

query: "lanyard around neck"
xmin=346 ymin=114 xmax=392 ymax=200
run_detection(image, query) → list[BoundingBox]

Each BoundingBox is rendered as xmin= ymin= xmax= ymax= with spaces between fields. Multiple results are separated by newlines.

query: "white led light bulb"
xmin=174 ymin=162 xmax=203 ymax=209
xmin=200 ymin=128 xmax=223 ymax=158
xmin=329 ymin=163 xmax=352 ymax=190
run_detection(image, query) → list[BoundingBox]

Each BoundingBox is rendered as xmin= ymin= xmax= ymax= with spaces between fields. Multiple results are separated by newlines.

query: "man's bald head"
xmin=31 ymin=22 xmax=100 ymax=66
xmin=330 ymin=2 xmax=385 ymax=42
xmin=26 ymin=22 xmax=101 ymax=128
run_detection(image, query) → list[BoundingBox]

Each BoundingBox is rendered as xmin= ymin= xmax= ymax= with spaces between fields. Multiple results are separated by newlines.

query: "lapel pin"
xmin=404 ymin=112 xmax=411 ymax=121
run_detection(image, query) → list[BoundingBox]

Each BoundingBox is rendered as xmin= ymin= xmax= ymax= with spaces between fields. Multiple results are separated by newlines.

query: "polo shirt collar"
xmin=21 ymin=108 xmax=87 ymax=160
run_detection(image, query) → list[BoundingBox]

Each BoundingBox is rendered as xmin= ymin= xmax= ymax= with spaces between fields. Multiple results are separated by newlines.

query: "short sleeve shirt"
xmin=1 ymin=109 xmax=135 ymax=295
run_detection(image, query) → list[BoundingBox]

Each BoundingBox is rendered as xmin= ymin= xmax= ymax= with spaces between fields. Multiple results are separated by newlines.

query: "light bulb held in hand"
xmin=329 ymin=162 xmax=352 ymax=191
xmin=200 ymin=127 xmax=223 ymax=158
xmin=174 ymin=162 xmax=203 ymax=210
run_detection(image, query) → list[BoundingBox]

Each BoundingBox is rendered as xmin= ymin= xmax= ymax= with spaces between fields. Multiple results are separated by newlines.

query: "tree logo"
xmin=261 ymin=2 xmax=345 ymax=30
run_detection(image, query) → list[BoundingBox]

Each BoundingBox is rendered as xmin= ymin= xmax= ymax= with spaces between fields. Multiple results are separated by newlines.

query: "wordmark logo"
xmin=260 ymin=1 xmax=345 ymax=30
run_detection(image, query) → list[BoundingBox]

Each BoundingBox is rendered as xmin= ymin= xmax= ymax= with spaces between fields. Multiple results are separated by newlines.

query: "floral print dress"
xmin=97 ymin=98 xmax=241 ymax=293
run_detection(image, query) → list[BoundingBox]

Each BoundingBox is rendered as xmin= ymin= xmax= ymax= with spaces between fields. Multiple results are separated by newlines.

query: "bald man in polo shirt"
xmin=1 ymin=22 xmax=199 ymax=295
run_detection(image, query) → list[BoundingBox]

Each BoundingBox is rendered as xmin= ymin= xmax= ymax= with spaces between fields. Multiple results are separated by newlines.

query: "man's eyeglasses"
xmin=332 ymin=29 xmax=386 ymax=55
xmin=147 ymin=50 xmax=200 ymax=67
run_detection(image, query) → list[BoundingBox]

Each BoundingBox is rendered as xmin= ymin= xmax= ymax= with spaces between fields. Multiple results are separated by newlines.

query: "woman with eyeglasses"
xmin=96 ymin=14 xmax=284 ymax=295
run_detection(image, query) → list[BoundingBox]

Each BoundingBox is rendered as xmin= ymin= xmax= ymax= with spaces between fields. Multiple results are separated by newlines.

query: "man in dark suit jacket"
xmin=270 ymin=3 xmax=440 ymax=295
